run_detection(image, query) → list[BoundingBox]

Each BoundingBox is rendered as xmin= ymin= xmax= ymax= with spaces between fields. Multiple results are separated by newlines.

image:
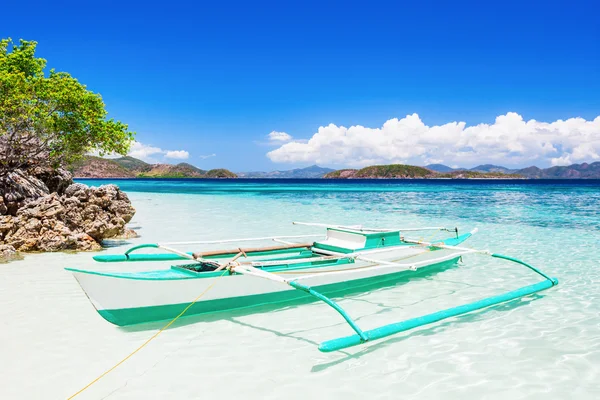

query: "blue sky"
xmin=3 ymin=0 xmax=599 ymax=170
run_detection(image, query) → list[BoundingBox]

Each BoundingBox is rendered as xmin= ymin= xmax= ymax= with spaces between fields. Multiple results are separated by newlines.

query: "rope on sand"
xmin=68 ymin=269 xmax=228 ymax=399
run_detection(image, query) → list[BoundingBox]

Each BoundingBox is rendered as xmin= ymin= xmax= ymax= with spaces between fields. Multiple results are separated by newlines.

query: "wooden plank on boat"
xmin=192 ymin=242 xmax=313 ymax=259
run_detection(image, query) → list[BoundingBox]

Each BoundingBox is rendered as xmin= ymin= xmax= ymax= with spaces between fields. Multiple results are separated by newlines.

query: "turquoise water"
xmin=80 ymin=178 xmax=600 ymax=230
xmin=2 ymin=179 xmax=599 ymax=399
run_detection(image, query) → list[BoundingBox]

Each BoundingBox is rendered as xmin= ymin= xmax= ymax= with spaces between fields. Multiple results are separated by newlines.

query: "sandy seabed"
xmin=1 ymin=189 xmax=599 ymax=399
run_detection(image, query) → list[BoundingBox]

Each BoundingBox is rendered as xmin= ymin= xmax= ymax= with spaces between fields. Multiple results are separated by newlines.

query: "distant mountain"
xmin=238 ymin=165 xmax=335 ymax=178
xmin=71 ymin=156 xmax=136 ymax=178
xmin=324 ymin=165 xmax=432 ymax=179
xmin=325 ymin=161 xmax=600 ymax=179
xmin=425 ymin=164 xmax=456 ymax=173
xmin=204 ymin=168 xmax=238 ymax=178
xmin=72 ymin=157 xmax=600 ymax=179
xmin=137 ymin=162 xmax=206 ymax=178
xmin=469 ymin=164 xmax=517 ymax=174
xmin=112 ymin=156 xmax=153 ymax=173
xmin=516 ymin=162 xmax=600 ymax=178
xmin=324 ymin=164 xmax=523 ymax=179
xmin=70 ymin=156 xmax=236 ymax=178
xmin=514 ymin=166 xmax=543 ymax=178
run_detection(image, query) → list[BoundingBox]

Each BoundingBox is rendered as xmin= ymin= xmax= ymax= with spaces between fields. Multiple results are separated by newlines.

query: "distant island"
xmin=70 ymin=156 xmax=237 ymax=178
xmin=425 ymin=162 xmax=600 ymax=179
xmin=323 ymin=165 xmax=522 ymax=179
xmin=325 ymin=162 xmax=600 ymax=179
xmin=237 ymin=165 xmax=335 ymax=179
xmin=71 ymin=156 xmax=600 ymax=179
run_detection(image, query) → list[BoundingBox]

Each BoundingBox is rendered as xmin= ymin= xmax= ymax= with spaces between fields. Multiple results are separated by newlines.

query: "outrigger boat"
xmin=66 ymin=222 xmax=558 ymax=352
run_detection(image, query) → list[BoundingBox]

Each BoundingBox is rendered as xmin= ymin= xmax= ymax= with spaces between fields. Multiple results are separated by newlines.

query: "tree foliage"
xmin=0 ymin=38 xmax=134 ymax=177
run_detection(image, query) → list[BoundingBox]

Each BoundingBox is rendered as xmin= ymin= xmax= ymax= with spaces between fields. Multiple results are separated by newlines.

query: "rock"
xmin=64 ymin=183 xmax=90 ymax=201
xmin=113 ymin=228 xmax=138 ymax=239
xmin=0 ymin=216 xmax=14 ymax=235
xmin=88 ymin=184 xmax=119 ymax=208
xmin=29 ymin=167 xmax=74 ymax=195
xmin=0 ymin=197 xmax=7 ymax=215
xmin=74 ymin=232 xmax=103 ymax=251
xmin=0 ymin=178 xmax=136 ymax=255
xmin=0 ymin=244 xmax=21 ymax=263
xmin=24 ymin=218 xmax=42 ymax=232
xmin=0 ymin=169 xmax=50 ymax=216
xmin=108 ymin=200 xmax=135 ymax=223
xmin=17 ymin=193 xmax=65 ymax=219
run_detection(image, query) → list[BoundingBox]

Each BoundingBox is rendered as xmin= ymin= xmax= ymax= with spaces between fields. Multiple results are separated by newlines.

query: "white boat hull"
xmin=70 ymin=247 xmax=463 ymax=326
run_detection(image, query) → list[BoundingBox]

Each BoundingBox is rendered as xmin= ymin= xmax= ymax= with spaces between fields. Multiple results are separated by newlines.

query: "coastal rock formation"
xmin=0 ymin=168 xmax=136 ymax=258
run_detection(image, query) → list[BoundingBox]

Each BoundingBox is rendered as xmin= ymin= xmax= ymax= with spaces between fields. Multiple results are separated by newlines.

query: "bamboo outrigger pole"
xmin=292 ymin=221 xmax=456 ymax=232
xmin=226 ymin=243 xmax=558 ymax=353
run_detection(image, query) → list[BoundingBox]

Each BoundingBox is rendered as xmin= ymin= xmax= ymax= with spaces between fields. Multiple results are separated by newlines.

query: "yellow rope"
xmin=418 ymin=228 xmax=442 ymax=245
xmin=68 ymin=269 xmax=228 ymax=399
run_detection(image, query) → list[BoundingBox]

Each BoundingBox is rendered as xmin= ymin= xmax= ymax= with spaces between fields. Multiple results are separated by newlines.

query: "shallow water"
xmin=1 ymin=179 xmax=599 ymax=399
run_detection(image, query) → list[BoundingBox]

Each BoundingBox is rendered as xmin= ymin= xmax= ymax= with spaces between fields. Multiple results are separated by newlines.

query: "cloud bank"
xmin=129 ymin=141 xmax=189 ymax=163
xmin=267 ymin=113 xmax=600 ymax=168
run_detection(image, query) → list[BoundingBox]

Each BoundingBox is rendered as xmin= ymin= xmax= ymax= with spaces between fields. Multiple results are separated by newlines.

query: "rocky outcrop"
xmin=0 ymin=168 xmax=136 ymax=258
xmin=0 ymin=167 xmax=74 ymax=215
xmin=0 ymin=244 xmax=21 ymax=263
xmin=1 ymin=170 xmax=50 ymax=215
xmin=31 ymin=167 xmax=74 ymax=194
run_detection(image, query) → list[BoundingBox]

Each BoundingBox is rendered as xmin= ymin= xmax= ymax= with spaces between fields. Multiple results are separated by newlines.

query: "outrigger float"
xmin=66 ymin=222 xmax=558 ymax=352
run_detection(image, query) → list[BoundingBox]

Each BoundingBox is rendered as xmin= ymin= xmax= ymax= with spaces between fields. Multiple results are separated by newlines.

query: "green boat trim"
xmin=93 ymin=229 xmax=471 ymax=263
xmin=70 ymin=232 xmax=474 ymax=281
xmin=67 ymin=256 xmax=357 ymax=281
xmin=98 ymin=256 xmax=462 ymax=326
xmin=93 ymin=246 xmax=309 ymax=263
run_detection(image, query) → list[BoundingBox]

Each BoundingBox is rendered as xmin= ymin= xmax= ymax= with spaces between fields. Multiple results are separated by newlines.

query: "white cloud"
xmin=267 ymin=113 xmax=600 ymax=168
xmin=199 ymin=153 xmax=216 ymax=159
xmin=128 ymin=141 xmax=190 ymax=163
xmin=129 ymin=142 xmax=164 ymax=161
xmin=165 ymin=150 xmax=189 ymax=160
xmin=550 ymin=155 xmax=572 ymax=166
xmin=268 ymin=131 xmax=293 ymax=143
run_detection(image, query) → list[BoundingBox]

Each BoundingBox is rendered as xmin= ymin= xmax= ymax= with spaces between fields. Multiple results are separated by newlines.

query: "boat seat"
xmin=313 ymin=228 xmax=403 ymax=254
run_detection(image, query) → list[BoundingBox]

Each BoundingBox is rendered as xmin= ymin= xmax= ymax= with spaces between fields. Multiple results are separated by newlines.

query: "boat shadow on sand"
xmin=117 ymin=260 xmax=550 ymax=371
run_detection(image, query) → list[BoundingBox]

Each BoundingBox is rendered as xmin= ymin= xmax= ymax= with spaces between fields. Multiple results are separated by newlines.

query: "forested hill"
xmin=324 ymin=162 xmax=600 ymax=179
xmin=70 ymin=156 xmax=237 ymax=178
xmin=323 ymin=164 xmax=523 ymax=179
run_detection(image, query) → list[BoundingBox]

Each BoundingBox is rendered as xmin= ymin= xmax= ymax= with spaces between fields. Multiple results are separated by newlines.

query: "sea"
xmin=1 ymin=179 xmax=599 ymax=399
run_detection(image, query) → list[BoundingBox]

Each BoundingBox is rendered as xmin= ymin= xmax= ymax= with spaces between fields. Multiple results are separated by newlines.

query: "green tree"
xmin=0 ymin=38 xmax=134 ymax=178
